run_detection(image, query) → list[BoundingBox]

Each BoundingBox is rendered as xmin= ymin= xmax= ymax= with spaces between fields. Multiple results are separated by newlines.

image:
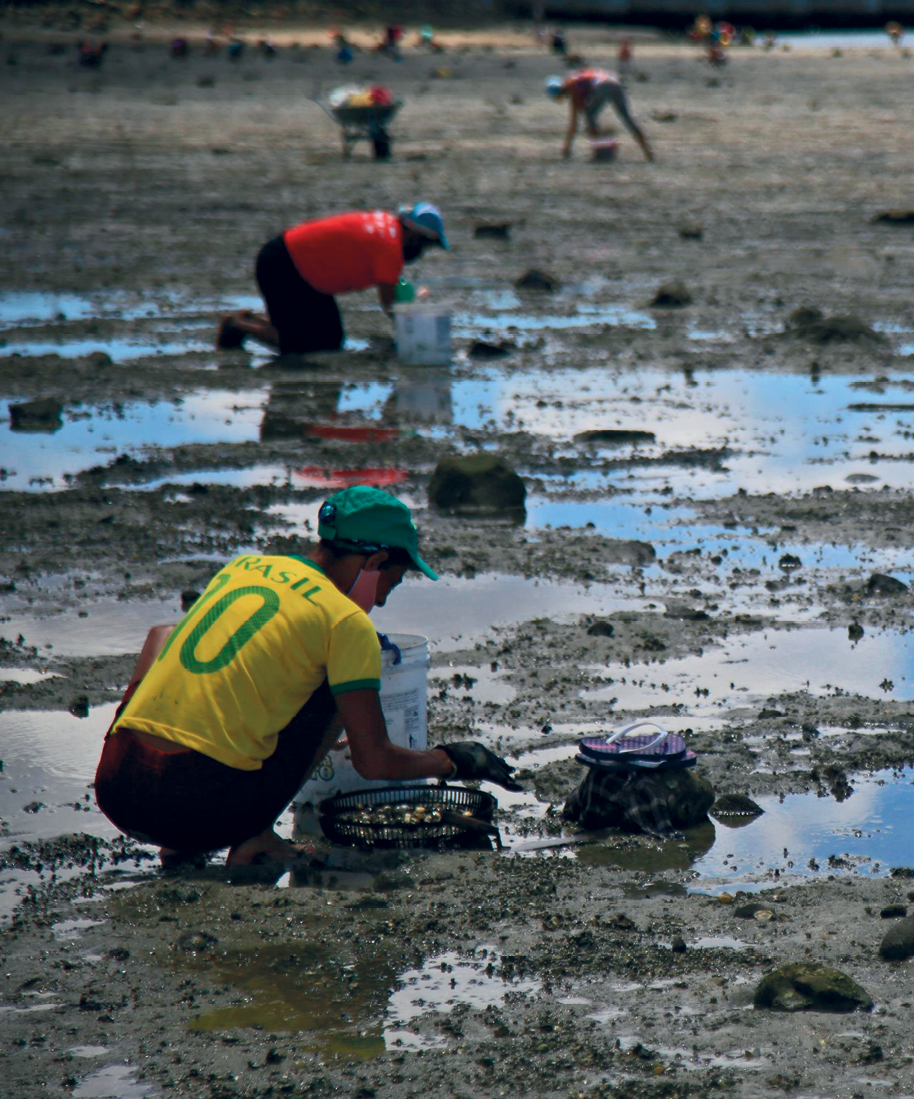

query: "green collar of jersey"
xmin=288 ymin=555 xmax=327 ymax=578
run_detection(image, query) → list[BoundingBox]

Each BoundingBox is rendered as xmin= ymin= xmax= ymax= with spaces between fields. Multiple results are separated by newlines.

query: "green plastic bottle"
xmin=394 ymin=276 xmax=416 ymax=304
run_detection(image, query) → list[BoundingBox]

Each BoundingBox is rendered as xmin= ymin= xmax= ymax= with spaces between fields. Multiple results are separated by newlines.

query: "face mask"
xmin=347 ymin=568 xmax=381 ymax=614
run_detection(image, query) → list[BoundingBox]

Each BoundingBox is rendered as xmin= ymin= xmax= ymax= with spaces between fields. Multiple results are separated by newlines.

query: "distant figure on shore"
xmin=77 ymin=39 xmax=107 ymax=68
xmin=886 ymin=21 xmax=904 ymax=46
xmin=216 ymin=203 xmax=449 ymax=354
xmin=618 ymin=36 xmax=632 ymax=83
xmin=546 ymin=68 xmax=653 ymax=161
xmin=551 ymin=28 xmax=566 ymax=55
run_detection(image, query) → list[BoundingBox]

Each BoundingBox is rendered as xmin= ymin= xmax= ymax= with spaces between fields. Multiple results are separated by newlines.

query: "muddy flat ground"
xmin=3 ymin=16 xmax=914 ymax=1099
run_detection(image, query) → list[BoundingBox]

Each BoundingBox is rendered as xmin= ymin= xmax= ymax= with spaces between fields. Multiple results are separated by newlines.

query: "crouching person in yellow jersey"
xmin=95 ymin=486 xmax=519 ymax=867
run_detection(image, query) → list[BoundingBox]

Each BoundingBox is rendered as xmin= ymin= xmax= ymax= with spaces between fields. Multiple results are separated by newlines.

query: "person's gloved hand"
xmin=440 ymin=742 xmax=522 ymax=791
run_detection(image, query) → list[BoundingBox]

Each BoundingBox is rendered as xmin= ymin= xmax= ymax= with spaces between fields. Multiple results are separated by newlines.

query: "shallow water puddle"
xmin=0 ymin=337 xmax=211 ymax=360
xmin=373 ymin=572 xmax=649 ymax=651
xmin=186 ymin=943 xmax=537 ymax=1058
xmin=1 ymin=390 xmax=268 ymax=490
xmin=72 ymin=1063 xmax=153 ymax=1098
xmin=573 ymin=768 xmax=914 ymax=885
xmin=582 ymin=626 xmax=914 ymax=713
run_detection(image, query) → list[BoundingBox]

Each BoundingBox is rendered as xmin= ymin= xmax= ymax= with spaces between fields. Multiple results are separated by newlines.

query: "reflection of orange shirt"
xmin=283 ymin=211 xmax=403 ymax=295
xmin=562 ymin=68 xmax=612 ymax=109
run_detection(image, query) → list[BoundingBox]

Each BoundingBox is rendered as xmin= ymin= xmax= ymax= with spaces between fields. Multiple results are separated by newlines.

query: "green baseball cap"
xmin=317 ymin=485 xmax=438 ymax=581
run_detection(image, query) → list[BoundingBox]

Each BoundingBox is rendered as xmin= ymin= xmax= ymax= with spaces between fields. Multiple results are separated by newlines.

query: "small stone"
xmin=23 ymin=801 xmax=45 ymax=814
xmin=754 ymin=964 xmax=872 ymax=1012
xmin=573 ymin=429 xmax=655 ymax=446
xmin=872 ymin=209 xmax=914 ymax=224
xmin=678 ymin=220 xmax=703 ymax=239
xmin=474 ymin=223 xmax=511 ymax=240
xmin=671 ymin=936 xmax=687 ymax=953
xmin=879 ymin=914 xmax=914 ymax=961
xmin=586 ymin=620 xmax=614 ymax=638
xmin=848 ymin=622 xmax=864 ymax=640
xmin=651 ymin=280 xmax=692 ymax=307
xmin=514 ymin=268 xmax=560 ymax=292
xmin=867 ymin=573 xmax=908 ymax=595
xmin=68 ymin=695 xmax=90 ymax=718
xmin=180 ymin=589 xmax=201 ymax=612
xmin=468 ymin=339 xmax=514 ymax=359
xmin=177 ymin=930 xmax=218 ymax=953
xmin=8 ymin=398 xmax=64 ymax=434
xmin=711 ymin=793 xmax=764 ymax=819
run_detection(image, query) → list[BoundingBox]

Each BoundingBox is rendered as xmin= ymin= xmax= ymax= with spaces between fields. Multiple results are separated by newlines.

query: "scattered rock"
xmin=678 ymin=220 xmax=703 ymax=239
xmin=177 ymin=930 xmax=218 ymax=953
xmin=867 ymin=573 xmax=908 ymax=595
xmin=778 ymin=554 xmax=802 ymax=571
xmin=880 ymin=905 xmax=907 ymax=919
xmin=651 ymin=280 xmax=692 ymax=307
xmin=180 ymin=589 xmax=201 ymax=612
xmin=710 ymin=793 xmax=764 ymax=820
xmin=573 ymin=429 xmax=655 ymax=445
xmin=515 ymin=268 xmax=560 ymax=292
xmin=85 ymin=350 xmax=112 ymax=367
xmin=68 ymin=695 xmax=90 ymax=718
xmin=564 ymin=768 xmax=714 ymax=831
xmin=23 ymin=801 xmax=45 ymax=814
xmin=468 ymin=339 xmax=514 ymax=359
xmin=586 ymin=619 xmax=614 ymax=637
xmin=757 ymin=708 xmax=785 ymax=719
xmin=428 ymin=454 xmax=526 ymax=513
xmin=734 ymin=902 xmax=773 ymax=919
xmin=650 ymin=108 xmax=677 ymax=122
xmin=754 ymin=964 xmax=872 ymax=1013
xmin=8 ymin=398 xmax=64 ymax=433
xmin=879 ymin=915 xmax=914 ymax=961
xmin=671 ymin=936 xmax=687 ymax=952
xmin=784 ymin=309 xmax=887 ymax=345
xmin=474 ymin=223 xmax=511 ymax=240
xmin=848 ymin=622 xmax=864 ymax=640
xmin=872 ymin=210 xmax=914 ymax=224
xmin=663 ymin=603 xmax=709 ymax=621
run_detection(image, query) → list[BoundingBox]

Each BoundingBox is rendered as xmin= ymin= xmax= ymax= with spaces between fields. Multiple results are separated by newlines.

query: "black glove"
xmin=440 ymin=742 xmax=522 ymax=792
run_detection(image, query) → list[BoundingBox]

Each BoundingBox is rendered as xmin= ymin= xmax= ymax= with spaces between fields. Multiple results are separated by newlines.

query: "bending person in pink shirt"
xmin=216 ymin=203 xmax=449 ymax=353
xmin=546 ymin=68 xmax=653 ymax=161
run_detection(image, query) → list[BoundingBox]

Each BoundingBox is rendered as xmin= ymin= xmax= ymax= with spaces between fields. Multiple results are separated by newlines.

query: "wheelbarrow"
xmin=313 ymin=99 xmax=403 ymax=160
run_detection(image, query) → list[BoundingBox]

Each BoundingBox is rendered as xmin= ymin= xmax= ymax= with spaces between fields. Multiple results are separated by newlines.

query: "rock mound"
xmin=428 ymin=454 xmax=526 ymax=513
xmin=651 ymin=280 xmax=692 ymax=307
xmin=574 ymin=429 xmax=655 ymax=445
xmin=710 ymin=793 xmax=764 ymax=819
xmin=784 ymin=308 xmax=886 ymax=345
xmin=515 ymin=268 xmax=560 ymax=292
xmin=879 ymin=915 xmax=914 ymax=961
xmin=754 ymin=964 xmax=872 ymax=1013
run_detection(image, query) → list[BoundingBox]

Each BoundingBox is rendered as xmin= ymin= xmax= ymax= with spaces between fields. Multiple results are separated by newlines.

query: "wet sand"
xmin=2 ymin=17 xmax=914 ymax=1099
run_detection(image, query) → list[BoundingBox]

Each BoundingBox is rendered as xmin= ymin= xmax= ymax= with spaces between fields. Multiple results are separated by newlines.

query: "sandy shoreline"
xmin=2 ymin=21 xmax=914 ymax=1098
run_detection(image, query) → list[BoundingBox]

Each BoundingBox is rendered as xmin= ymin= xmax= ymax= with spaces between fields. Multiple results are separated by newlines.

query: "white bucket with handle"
xmin=394 ymin=302 xmax=452 ymax=366
xmin=294 ymin=633 xmax=429 ymax=831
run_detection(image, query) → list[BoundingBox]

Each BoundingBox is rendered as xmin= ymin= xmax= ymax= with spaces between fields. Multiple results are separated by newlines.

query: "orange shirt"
xmin=563 ymin=68 xmax=612 ymax=110
xmin=283 ymin=211 xmax=404 ymax=296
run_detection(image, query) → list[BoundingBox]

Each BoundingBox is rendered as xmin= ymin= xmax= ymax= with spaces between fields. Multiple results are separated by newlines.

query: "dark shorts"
xmin=94 ymin=681 xmax=336 ymax=854
xmin=256 ymin=235 xmax=344 ymax=354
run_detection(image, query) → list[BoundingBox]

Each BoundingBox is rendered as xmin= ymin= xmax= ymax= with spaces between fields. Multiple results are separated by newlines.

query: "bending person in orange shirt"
xmin=216 ymin=203 xmax=449 ymax=353
xmin=546 ymin=68 xmax=653 ymax=161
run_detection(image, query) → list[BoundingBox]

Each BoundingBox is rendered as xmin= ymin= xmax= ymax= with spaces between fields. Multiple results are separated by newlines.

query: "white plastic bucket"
xmin=394 ymin=303 xmax=452 ymax=366
xmin=295 ymin=633 xmax=430 ymax=827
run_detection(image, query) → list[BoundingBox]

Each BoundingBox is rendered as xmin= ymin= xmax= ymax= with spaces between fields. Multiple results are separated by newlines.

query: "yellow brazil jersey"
xmin=111 ymin=554 xmax=381 ymax=771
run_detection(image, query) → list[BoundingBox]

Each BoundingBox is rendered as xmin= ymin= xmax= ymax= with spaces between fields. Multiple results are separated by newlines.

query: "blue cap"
xmin=545 ymin=75 xmax=564 ymax=98
xmin=403 ymin=202 xmax=449 ymax=250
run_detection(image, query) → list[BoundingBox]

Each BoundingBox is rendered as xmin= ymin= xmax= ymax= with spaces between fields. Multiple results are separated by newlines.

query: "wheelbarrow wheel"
xmin=372 ymin=130 xmax=392 ymax=160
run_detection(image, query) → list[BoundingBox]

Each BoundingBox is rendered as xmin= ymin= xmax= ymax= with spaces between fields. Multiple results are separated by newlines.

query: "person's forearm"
xmin=351 ymin=742 xmax=453 ymax=781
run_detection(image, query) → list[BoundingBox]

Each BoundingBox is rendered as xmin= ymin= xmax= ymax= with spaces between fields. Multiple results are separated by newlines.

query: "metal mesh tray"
xmin=319 ymin=784 xmax=495 ymax=849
